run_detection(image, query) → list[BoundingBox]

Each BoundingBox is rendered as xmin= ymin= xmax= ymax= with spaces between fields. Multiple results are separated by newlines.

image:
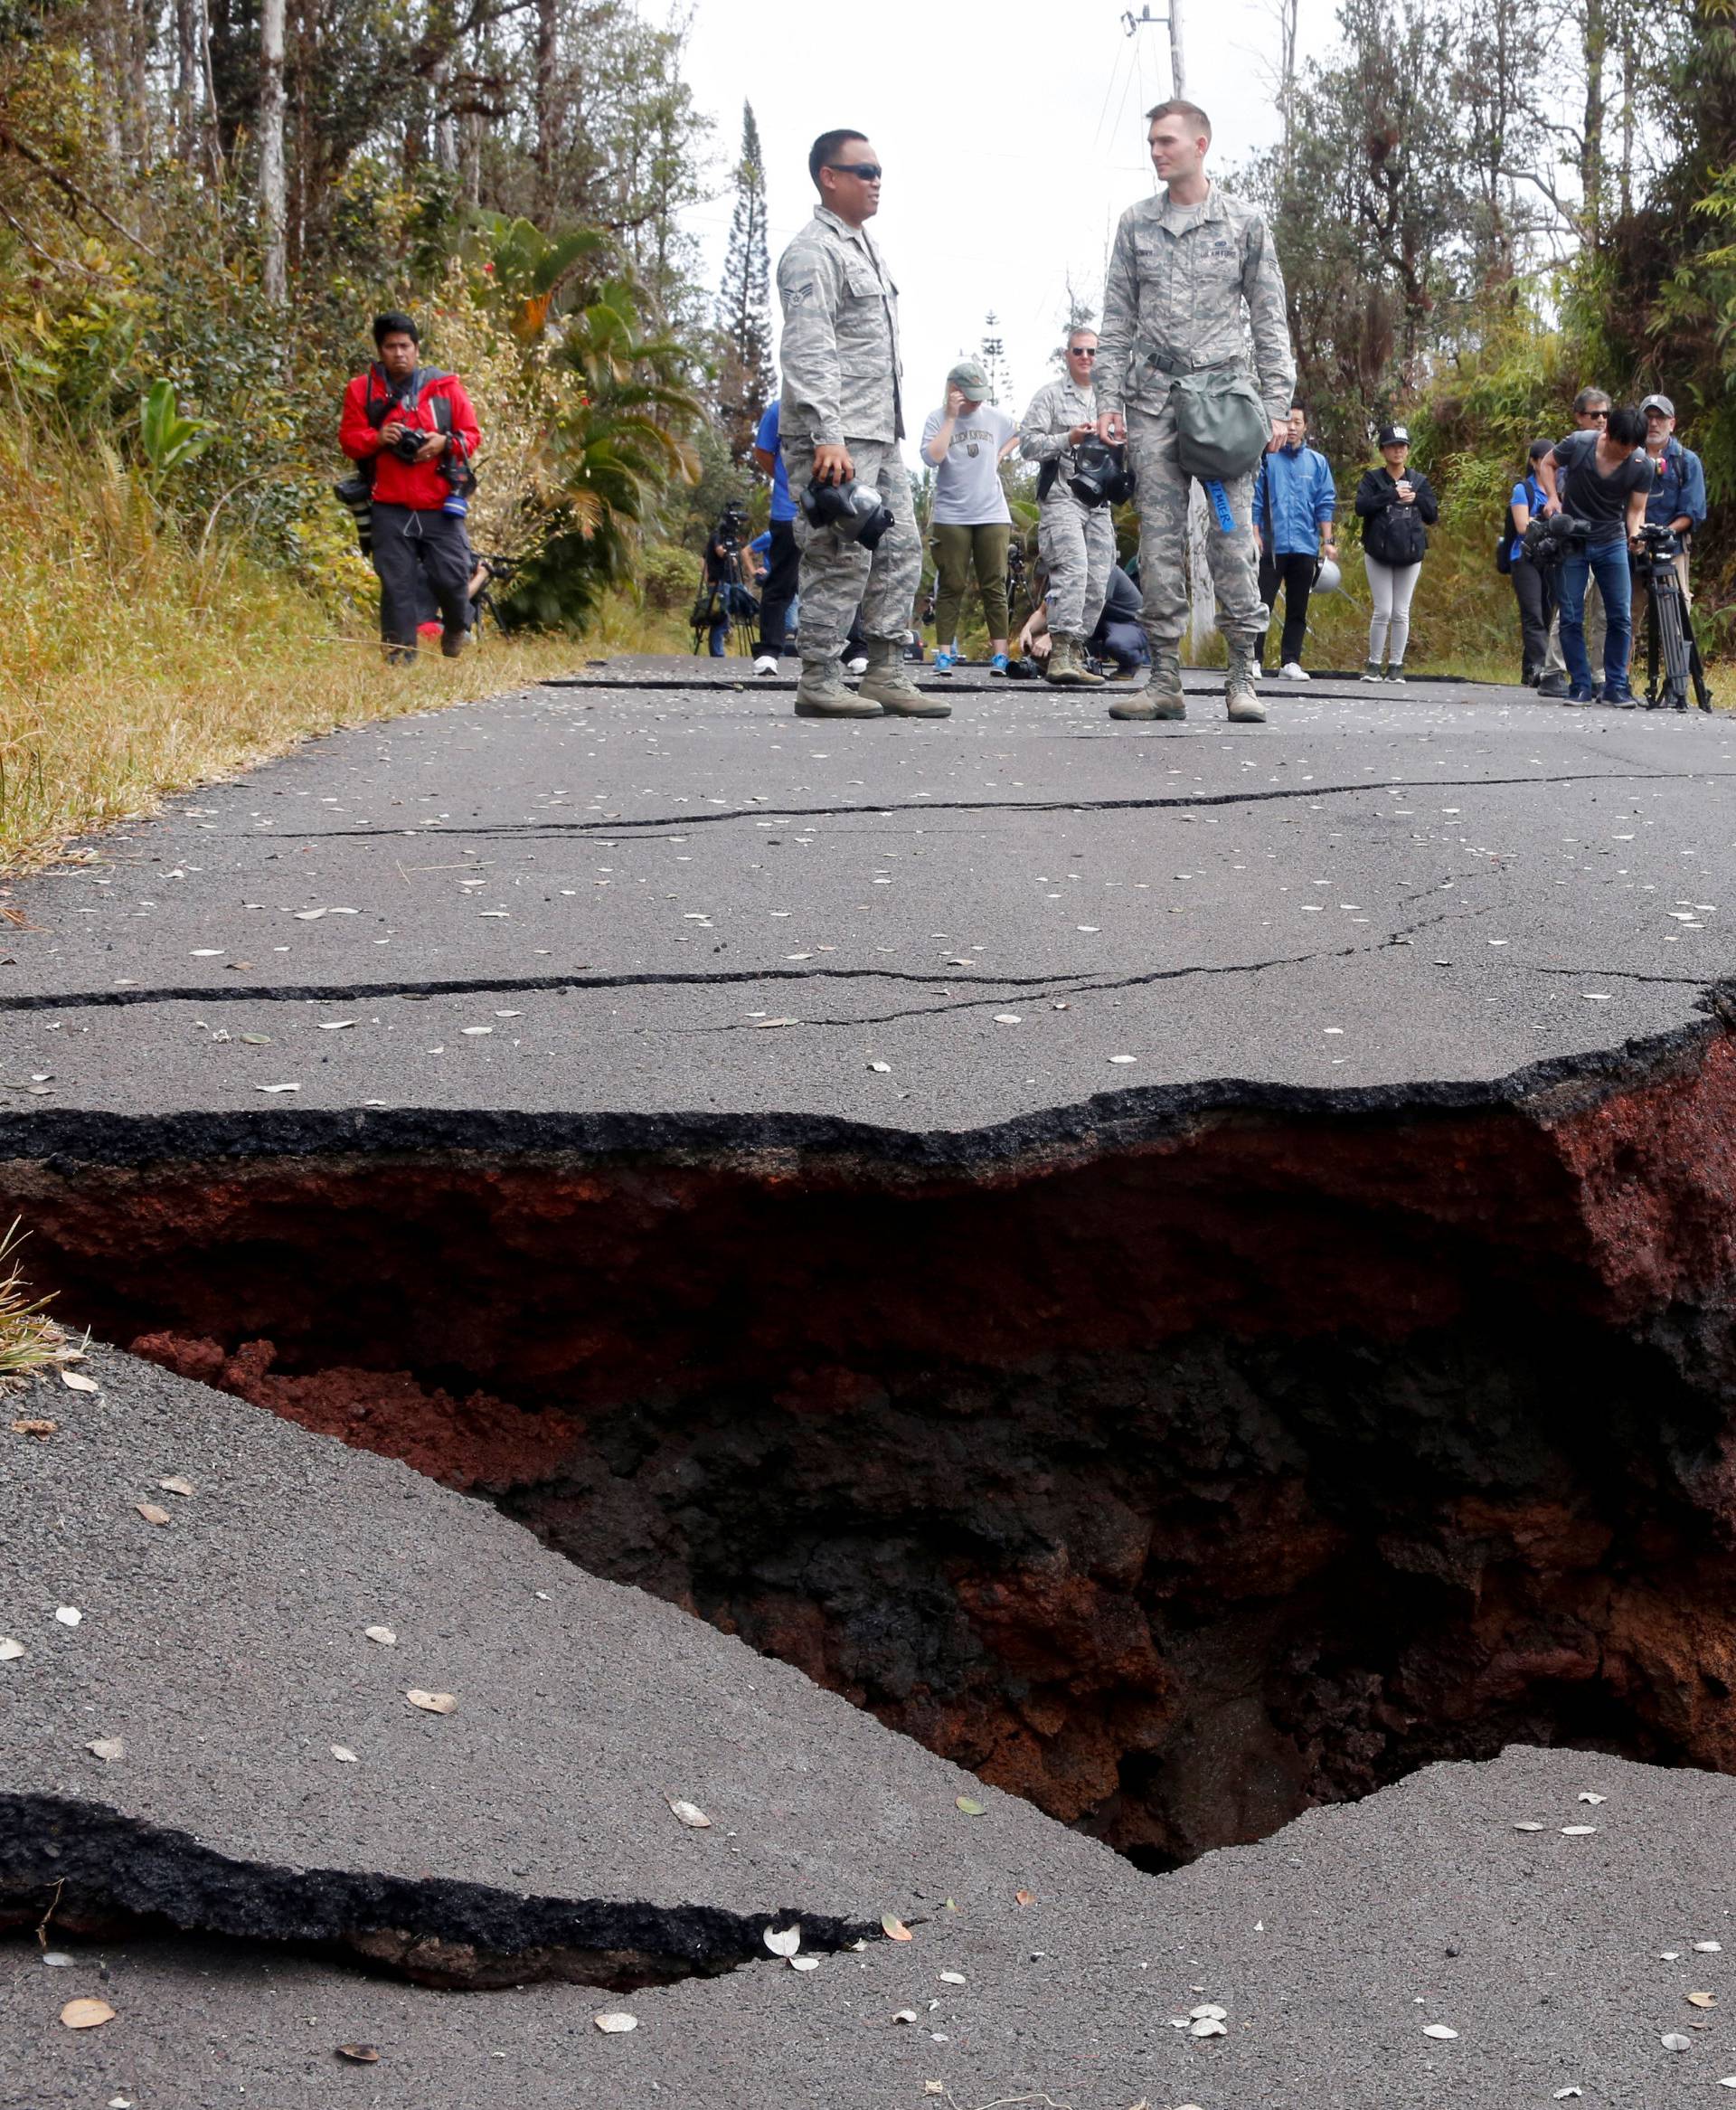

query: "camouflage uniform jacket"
xmin=776 ymin=205 xmax=904 ymax=446
xmin=1095 ymin=184 xmax=1294 ymax=425
xmin=1018 ymin=374 xmax=1098 ymax=472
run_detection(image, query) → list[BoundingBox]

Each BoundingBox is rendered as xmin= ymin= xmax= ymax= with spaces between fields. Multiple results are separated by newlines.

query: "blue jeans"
xmin=1559 ymin=537 xmax=1632 ymax=691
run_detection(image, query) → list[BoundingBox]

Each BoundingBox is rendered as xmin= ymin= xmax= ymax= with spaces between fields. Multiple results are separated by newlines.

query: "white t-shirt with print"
xmin=922 ymin=402 xmax=1015 ymax=525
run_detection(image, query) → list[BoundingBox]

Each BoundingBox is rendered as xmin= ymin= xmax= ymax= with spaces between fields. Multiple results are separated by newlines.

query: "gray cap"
xmin=947 ymin=358 xmax=991 ymax=400
xmin=1640 ymin=393 xmax=1675 ymax=418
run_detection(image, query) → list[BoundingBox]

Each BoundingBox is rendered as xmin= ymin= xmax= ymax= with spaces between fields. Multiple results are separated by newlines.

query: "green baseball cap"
xmin=947 ymin=358 xmax=991 ymax=399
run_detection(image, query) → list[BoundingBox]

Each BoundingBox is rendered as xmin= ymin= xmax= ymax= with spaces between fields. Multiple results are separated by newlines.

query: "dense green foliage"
xmin=0 ymin=0 xmax=715 ymax=622
xmin=5 ymin=0 xmax=1733 ymax=663
xmin=1238 ymin=0 xmax=1736 ymax=618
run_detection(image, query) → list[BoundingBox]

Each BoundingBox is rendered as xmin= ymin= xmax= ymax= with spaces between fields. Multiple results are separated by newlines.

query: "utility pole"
xmin=1122 ymin=1 xmax=1185 ymax=96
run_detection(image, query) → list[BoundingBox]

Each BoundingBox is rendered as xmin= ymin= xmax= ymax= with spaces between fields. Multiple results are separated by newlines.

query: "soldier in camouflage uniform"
xmin=774 ymin=129 xmax=939 ymax=720
xmin=1096 ymin=99 xmax=1295 ymax=724
xmin=1019 ymin=327 xmax=1114 ymax=687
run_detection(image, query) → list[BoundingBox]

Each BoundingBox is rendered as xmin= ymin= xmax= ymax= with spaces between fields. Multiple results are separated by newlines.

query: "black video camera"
xmin=1522 ymin=513 xmax=1592 ymax=566
xmin=715 ymin=500 xmax=750 ymax=551
xmin=1633 ymin=521 xmax=1682 ymax=563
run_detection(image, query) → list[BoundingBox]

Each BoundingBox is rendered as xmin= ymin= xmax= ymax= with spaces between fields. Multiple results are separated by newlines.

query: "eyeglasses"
xmin=1069 ymin=346 xmax=1098 ymax=358
xmin=826 ymin=162 xmax=882 ymax=181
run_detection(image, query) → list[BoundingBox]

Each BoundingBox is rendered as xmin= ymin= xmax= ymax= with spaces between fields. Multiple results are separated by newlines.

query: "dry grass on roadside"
xmin=0 ymin=432 xmax=585 ymax=875
xmin=0 ymin=1221 xmax=64 ymax=1380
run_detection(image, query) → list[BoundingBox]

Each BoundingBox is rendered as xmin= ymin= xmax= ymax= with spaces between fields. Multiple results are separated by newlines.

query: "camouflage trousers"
xmin=786 ymin=433 xmax=922 ymax=661
xmin=1125 ymin=399 xmax=1263 ymax=654
xmin=1038 ymin=488 xmax=1115 ymax=638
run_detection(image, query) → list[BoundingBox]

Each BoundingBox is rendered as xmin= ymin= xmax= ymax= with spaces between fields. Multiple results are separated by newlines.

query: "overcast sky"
xmin=680 ymin=0 xmax=1337 ymax=427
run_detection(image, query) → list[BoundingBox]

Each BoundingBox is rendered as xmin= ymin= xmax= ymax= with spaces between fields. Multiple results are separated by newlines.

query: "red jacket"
xmin=339 ymin=365 xmax=482 ymax=511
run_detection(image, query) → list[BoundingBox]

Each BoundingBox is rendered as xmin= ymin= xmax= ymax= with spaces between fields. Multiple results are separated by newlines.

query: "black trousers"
xmin=371 ymin=503 xmax=471 ymax=648
xmin=1094 ymin=618 xmax=1148 ymax=670
xmin=757 ymin=520 xmax=799 ymax=656
xmin=1257 ymin=550 xmax=1316 ymax=667
xmin=1510 ymin=559 xmax=1554 ymax=682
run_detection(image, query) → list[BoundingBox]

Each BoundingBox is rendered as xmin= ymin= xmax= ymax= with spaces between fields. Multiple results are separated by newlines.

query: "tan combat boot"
xmin=1044 ymin=635 xmax=1103 ymax=686
xmin=1225 ymin=640 xmax=1267 ymax=723
xmin=795 ymin=660 xmax=882 ymax=717
xmin=1110 ymin=650 xmax=1185 ymax=720
xmin=857 ymin=639 xmax=950 ymax=716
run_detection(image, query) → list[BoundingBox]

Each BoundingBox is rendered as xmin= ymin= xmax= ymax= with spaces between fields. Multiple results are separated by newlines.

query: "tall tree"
xmin=713 ymin=99 xmax=772 ymax=460
xmin=979 ymin=312 xmax=1010 ymax=403
xmin=259 ymin=0 xmax=287 ymax=301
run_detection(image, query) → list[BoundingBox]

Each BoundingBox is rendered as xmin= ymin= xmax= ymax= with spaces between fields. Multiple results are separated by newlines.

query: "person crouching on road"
xmin=1093 ymin=99 xmax=1297 ymax=725
xmin=1253 ymin=400 xmax=1336 ymax=680
xmin=922 ymin=360 xmax=1020 ymax=675
xmin=339 ymin=312 xmax=480 ymax=664
xmin=773 ymin=129 xmax=939 ymax=721
xmin=1019 ymin=329 xmax=1115 ymax=688
xmin=1354 ymin=423 xmax=1437 ymax=683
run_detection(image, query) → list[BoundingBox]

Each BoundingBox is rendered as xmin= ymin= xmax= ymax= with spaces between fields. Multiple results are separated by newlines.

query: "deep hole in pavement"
xmin=9 ymin=1032 xmax=1736 ymax=1872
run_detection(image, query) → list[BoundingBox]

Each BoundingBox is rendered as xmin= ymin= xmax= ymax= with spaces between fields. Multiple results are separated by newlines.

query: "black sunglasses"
xmin=826 ymin=161 xmax=882 ymax=181
xmin=1069 ymin=345 xmax=1098 ymax=357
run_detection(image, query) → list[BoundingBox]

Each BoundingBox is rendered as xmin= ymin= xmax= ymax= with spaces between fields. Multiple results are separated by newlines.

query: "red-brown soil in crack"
xmin=10 ymin=1035 xmax=1736 ymax=1863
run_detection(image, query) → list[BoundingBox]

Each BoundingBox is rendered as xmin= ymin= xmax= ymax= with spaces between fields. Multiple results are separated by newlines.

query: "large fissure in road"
xmin=7 ymin=1028 xmax=1736 ymax=1868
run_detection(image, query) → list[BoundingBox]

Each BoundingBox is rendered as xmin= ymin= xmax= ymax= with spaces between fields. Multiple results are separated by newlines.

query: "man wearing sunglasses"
xmin=1095 ymin=99 xmax=1295 ymax=723
xmin=1018 ymin=329 xmax=1116 ymax=686
xmin=774 ymin=131 xmax=934 ymax=719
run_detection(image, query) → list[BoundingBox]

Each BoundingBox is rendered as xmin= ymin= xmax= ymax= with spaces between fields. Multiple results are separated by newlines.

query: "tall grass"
xmin=0 ymin=425 xmax=583 ymax=873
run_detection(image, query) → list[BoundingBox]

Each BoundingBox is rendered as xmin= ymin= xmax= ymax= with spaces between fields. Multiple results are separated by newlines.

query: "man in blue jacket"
xmin=1252 ymin=402 xmax=1336 ymax=679
xmin=1628 ymin=393 xmax=1711 ymax=705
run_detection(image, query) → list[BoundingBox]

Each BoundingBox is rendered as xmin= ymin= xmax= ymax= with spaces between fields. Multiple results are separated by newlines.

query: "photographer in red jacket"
xmin=339 ymin=312 xmax=481 ymax=661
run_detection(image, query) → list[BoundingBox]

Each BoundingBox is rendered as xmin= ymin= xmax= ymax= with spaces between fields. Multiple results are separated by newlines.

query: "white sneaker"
xmin=844 ymin=655 xmax=868 ymax=676
xmin=753 ymin=655 xmax=778 ymax=677
xmin=1280 ymin=661 xmax=1311 ymax=682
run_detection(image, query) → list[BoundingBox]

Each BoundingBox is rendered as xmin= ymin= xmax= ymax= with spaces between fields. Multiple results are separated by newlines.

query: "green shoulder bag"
xmin=1170 ymin=366 xmax=1269 ymax=482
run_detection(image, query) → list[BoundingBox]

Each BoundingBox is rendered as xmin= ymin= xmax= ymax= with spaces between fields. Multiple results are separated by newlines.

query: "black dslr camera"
xmin=1522 ymin=513 xmax=1591 ymax=566
xmin=390 ymin=422 xmax=430 ymax=463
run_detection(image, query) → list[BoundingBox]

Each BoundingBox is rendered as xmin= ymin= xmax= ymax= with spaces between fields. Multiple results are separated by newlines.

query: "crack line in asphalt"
xmin=243 ymin=769 xmax=1719 ymax=843
xmin=693 ymin=944 xmax=1378 ymax=1033
xmin=0 ymin=965 xmax=1110 ymax=1014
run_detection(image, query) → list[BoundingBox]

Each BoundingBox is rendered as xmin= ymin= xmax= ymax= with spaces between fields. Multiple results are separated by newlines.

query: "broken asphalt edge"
xmin=0 ymin=1793 xmax=872 ymax=1992
xmin=0 ymin=984 xmax=1727 ymax=1176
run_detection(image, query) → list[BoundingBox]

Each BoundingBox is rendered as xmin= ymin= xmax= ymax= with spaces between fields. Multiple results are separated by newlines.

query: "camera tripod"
xmin=1005 ymin=537 xmax=1029 ymax=623
xmin=1636 ymin=535 xmax=1711 ymax=712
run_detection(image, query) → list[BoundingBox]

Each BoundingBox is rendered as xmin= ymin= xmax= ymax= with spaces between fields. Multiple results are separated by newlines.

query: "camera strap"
xmin=357 ymin=364 xmax=465 ymax=488
xmin=363 ymin=364 xmax=453 ymax=432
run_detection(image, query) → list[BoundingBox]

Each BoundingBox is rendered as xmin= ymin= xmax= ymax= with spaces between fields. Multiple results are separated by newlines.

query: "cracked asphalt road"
xmin=8 ymin=1351 xmax=1736 ymax=2108
xmin=0 ymin=1350 xmax=1086 ymax=1932
xmin=0 ymin=660 xmax=1731 ymax=1136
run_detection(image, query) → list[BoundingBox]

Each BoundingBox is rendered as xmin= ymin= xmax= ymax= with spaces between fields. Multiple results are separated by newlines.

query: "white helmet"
xmin=1313 ymin=556 xmax=1344 ymax=595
